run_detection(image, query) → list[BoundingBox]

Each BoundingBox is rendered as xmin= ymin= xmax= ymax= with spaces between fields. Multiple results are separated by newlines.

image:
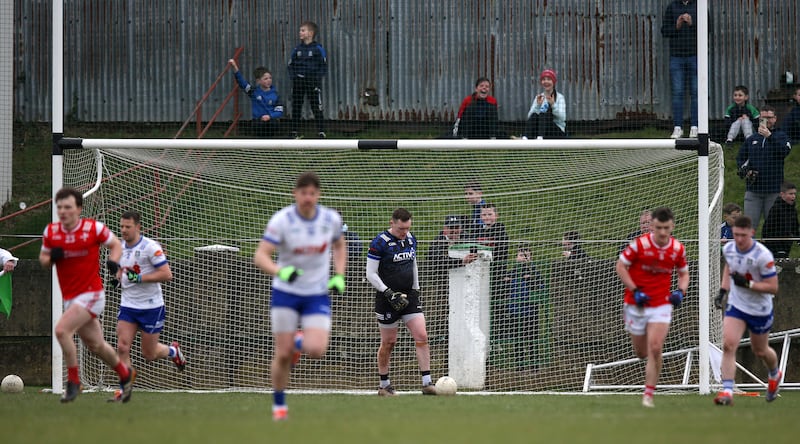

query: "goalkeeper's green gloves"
xmin=328 ymin=273 xmax=345 ymax=295
xmin=277 ymin=266 xmax=303 ymax=283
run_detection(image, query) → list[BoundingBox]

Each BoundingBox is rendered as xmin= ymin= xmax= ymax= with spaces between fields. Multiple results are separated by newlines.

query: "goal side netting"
xmin=61 ymin=139 xmax=723 ymax=393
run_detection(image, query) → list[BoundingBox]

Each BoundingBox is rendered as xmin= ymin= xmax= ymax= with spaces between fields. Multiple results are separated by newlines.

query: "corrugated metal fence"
xmin=12 ymin=0 xmax=800 ymax=124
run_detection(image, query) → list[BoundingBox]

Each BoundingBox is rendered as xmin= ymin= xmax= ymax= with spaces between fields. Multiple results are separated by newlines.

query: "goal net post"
xmin=58 ymin=137 xmax=723 ymax=393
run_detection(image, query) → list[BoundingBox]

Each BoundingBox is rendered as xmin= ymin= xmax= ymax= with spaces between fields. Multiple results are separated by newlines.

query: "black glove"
xmin=731 ymin=272 xmax=750 ymax=288
xmin=106 ymin=260 xmax=120 ymax=276
xmin=109 ymin=278 xmax=121 ymax=290
xmin=50 ymin=247 xmax=64 ymax=262
xmin=126 ymin=270 xmax=142 ymax=283
xmin=714 ymin=289 xmax=728 ymax=310
xmin=383 ymin=288 xmax=409 ymax=311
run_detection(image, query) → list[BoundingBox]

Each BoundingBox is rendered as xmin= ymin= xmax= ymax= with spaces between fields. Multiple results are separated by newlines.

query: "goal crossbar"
xmin=59 ymin=137 xmax=698 ymax=152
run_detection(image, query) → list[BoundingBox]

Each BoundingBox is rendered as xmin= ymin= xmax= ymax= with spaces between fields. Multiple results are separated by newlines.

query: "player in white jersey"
xmin=254 ymin=171 xmax=347 ymax=421
xmin=714 ymin=215 xmax=782 ymax=406
xmin=109 ymin=211 xmax=185 ymax=402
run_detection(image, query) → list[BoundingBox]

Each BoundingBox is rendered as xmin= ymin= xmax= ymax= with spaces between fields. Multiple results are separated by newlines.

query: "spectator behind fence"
xmin=448 ymin=77 xmax=504 ymax=139
xmin=761 ymin=181 xmax=799 ymax=258
xmin=562 ymin=230 xmax=590 ymax=260
xmin=785 ymin=86 xmax=800 ymax=145
xmin=504 ymin=245 xmax=545 ymax=370
xmin=463 ymin=181 xmax=486 ymax=240
xmin=522 ymin=69 xmax=566 ymax=139
xmin=288 ymin=21 xmax=328 ymax=139
xmin=428 ymin=215 xmax=477 ymax=275
xmin=229 ymin=59 xmax=284 ymax=138
xmin=661 ymin=0 xmax=707 ymax=139
xmin=720 ymin=202 xmax=742 ymax=245
xmin=736 ymin=105 xmax=792 ymax=231
xmin=475 ymin=203 xmax=511 ymax=342
xmin=723 ymin=85 xmax=759 ymax=145
xmin=619 ymin=209 xmax=653 ymax=255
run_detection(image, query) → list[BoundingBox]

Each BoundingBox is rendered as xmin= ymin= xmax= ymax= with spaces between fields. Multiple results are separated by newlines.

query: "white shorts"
xmin=271 ymin=308 xmax=331 ymax=333
xmin=622 ymin=303 xmax=672 ymax=336
xmin=63 ymin=290 xmax=106 ymax=318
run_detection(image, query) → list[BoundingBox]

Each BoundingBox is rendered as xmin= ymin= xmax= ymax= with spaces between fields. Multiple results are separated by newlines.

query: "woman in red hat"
xmin=523 ymin=69 xmax=566 ymax=139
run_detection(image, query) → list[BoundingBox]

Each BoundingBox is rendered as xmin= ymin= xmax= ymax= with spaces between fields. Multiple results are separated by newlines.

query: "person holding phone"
xmin=522 ymin=69 xmax=566 ymax=139
xmin=736 ymin=105 xmax=792 ymax=231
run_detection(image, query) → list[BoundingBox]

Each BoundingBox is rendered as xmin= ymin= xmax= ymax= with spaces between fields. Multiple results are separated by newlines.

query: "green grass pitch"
xmin=1 ymin=389 xmax=798 ymax=444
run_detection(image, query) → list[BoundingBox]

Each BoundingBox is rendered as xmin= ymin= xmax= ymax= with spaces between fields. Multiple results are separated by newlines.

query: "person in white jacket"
xmin=523 ymin=69 xmax=566 ymax=139
xmin=0 ymin=248 xmax=18 ymax=274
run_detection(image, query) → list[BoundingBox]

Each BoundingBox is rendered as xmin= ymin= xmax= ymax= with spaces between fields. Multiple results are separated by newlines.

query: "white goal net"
xmin=62 ymin=139 xmax=723 ymax=393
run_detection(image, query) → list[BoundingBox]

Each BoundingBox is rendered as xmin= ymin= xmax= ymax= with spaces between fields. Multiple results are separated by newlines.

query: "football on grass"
xmin=435 ymin=376 xmax=457 ymax=396
xmin=1 ymin=374 xmax=24 ymax=393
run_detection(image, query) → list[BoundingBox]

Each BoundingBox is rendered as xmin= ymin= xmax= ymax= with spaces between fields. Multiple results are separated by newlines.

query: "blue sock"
xmin=769 ymin=367 xmax=779 ymax=379
xmin=168 ymin=346 xmax=176 ymax=358
xmin=722 ymin=379 xmax=734 ymax=392
xmin=294 ymin=335 xmax=303 ymax=352
xmin=274 ymin=390 xmax=286 ymax=406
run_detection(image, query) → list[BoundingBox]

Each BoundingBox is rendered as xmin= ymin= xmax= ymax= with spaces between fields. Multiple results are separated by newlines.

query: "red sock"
xmin=114 ymin=362 xmax=130 ymax=380
xmin=644 ymin=385 xmax=656 ymax=397
xmin=67 ymin=366 xmax=80 ymax=384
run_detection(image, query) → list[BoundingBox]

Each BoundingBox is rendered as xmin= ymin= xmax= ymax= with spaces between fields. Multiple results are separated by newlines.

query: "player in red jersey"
xmin=616 ymin=207 xmax=689 ymax=408
xmin=39 ymin=187 xmax=136 ymax=403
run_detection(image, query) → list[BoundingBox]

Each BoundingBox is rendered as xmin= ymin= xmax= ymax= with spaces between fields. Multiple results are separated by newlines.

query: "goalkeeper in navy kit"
xmin=366 ymin=208 xmax=437 ymax=396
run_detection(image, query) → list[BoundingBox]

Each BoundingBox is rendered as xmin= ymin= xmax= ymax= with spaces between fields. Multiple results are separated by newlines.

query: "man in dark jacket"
xmin=736 ymin=105 xmax=792 ymax=230
xmin=762 ymin=181 xmax=799 ymax=258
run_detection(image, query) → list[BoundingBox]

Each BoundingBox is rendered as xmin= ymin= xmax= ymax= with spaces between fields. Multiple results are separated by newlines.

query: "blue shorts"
xmin=118 ymin=306 xmax=166 ymax=334
xmin=725 ymin=304 xmax=773 ymax=335
xmin=271 ymin=288 xmax=331 ymax=317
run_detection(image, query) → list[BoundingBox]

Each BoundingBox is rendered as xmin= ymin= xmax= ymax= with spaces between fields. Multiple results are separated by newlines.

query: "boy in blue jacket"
xmin=229 ymin=59 xmax=284 ymax=138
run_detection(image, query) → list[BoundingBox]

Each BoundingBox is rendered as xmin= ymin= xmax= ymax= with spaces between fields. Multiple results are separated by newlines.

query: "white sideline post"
xmin=447 ymin=246 xmax=491 ymax=389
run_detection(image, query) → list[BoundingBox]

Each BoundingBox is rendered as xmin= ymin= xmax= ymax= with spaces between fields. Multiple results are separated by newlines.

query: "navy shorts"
xmin=725 ymin=304 xmax=774 ymax=335
xmin=374 ymin=289 xmax=423 ymax=325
